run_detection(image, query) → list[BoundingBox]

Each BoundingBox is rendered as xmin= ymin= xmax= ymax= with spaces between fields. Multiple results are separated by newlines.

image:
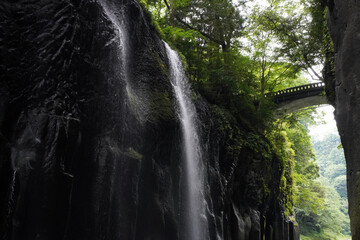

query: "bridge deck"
xmin=265 ymin=82 xmax=325 ymax=103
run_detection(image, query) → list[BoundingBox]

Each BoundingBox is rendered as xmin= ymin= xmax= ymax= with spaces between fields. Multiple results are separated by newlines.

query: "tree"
xmin=243 ymin=13 xmax=306 ymax=96
xmin=287 ymin=114 xmax=350 ymax=239
xmin=333 ymin=175 xmax=347 ymax=199
xmin=162 ymin=0 xmax=245 ymax=52
xmin=145 ymin=1 xmax=349 ymax=238
xmin=252 ymin=0 xmax=328 ymax=81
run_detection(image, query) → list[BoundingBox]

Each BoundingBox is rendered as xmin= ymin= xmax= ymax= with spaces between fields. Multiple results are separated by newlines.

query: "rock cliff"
xmin=0 ymin=0 xmax=297 ymax=239
xmin=327 ymin=0 xmax=360 ymax=238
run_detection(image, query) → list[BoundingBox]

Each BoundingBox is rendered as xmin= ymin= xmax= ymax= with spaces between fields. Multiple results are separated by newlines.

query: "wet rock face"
xmin=327 ymin=0 xmax=360 ymax=237
xmin=0 ymin=1 xmax=297 ymax=239
xmin=0 ymin=1 xmax=172 ymax=239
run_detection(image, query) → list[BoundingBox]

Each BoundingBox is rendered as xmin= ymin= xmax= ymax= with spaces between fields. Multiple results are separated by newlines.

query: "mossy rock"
xmin=124 ymin=147 xmax=143 ymax=160
xmin=147 ymin=90 xmax=175 ymax=124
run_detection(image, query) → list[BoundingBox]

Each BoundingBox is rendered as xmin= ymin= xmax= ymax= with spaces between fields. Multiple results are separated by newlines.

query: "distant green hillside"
xmin=299 ymin=132 xmax=351 ymax=239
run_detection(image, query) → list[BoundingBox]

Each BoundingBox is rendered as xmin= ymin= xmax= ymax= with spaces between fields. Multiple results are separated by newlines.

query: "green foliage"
xmin=324 ymin=164 xmax=346 ymax=180
xmin=311 ymin=132 xmax=350 ymax=236
xmin=211 ymin=105 xmax=243 ymax=143
xmin=248 ymin=0 xmax=328 ymax=81
xmin=143 ymin=2 xmax=346 ymax=237
xmin=316 ymin=178 xmax=350 ymax=238
xmin=243 ymin=6 xmax=308 ymax=95
xmin=265 ymin=120 xmax=296 ymax=216
xmin=168 ymin=0 xmax=245 ymax=51
xmin=270 ymin=111 xmax=351 ymax=239
xmin=334 ymin=175 xmax=347 ymax=199
xmin=286 ymin=117 xmax=324 ymax=217
xmin=147 ymin=0 xmax=313 ymax=131
xmin=294 ymin=125 xmax=350 ymax=238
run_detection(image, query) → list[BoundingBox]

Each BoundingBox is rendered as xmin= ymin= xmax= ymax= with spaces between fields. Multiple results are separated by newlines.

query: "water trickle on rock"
xmin=165 ymin=43 xmax=209 ymax=240
xmin=99 ymin=1 xmax=129 ymax=89
xmin=99 ymin=0 xmax=148 ymax=123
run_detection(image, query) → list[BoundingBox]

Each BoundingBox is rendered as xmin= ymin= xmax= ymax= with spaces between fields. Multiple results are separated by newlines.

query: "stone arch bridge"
xmin=265 ymin=82 xmax=327 ymax=113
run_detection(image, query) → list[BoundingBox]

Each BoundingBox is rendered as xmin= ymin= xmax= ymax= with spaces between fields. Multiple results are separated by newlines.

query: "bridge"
xmin=265 ymin=82 xmax=327 ymax=113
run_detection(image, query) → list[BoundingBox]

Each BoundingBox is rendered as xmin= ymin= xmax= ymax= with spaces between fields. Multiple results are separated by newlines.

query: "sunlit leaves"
xmin=242 ymin=0 xmax=312 ymax=96
xmin=243 ymin=0 xmax=327 ymax=83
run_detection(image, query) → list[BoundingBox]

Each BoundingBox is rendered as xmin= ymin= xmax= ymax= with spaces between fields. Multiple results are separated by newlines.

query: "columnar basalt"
xmin=327 ymin=0 xmax=360 ymax=238
xmin=0 ymin=1 xmax=298 ymax=239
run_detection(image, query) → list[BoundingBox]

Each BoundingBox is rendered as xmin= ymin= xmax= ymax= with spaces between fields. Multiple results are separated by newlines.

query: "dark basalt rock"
xmin=0 ymin=0 xmax=298 ymax=239
xmin=327 ymin=0 xmax=360 ymax=238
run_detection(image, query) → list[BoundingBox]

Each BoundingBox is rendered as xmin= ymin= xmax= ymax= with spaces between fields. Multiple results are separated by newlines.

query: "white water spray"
xmin=165 ymin=43 xmax=208 ymax=240
xmin=99 ymin=1 xmax=130 ymax=89
xmin=99 ymin=0 xmax=148 ymax=122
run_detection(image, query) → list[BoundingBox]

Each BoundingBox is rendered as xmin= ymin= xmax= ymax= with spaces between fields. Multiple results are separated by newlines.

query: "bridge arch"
xmin=265 ymin=83 xmax=327 ymax=113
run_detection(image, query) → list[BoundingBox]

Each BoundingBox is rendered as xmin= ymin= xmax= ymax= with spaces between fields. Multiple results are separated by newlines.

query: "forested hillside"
xmin=309 ymin=132 xmax=350 ymax=238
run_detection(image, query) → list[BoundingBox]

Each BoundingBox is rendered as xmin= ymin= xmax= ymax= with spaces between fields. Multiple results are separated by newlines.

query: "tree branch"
xmin=162 ymin=0 xmax=225 ymax=46
xmin=264 ymin=15 xmax=323 ymax=81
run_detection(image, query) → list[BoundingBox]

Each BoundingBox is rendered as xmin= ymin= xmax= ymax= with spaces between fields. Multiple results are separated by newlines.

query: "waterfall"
xmin=99 ymin=1 xmax=130 ymax=91
xmin=99 ymin=0 xmax=148 ymax=122
xmin=164 ymin=43 xmax=208 ymax=240
xmin=97 ymin=2 xmax=207 ymax=238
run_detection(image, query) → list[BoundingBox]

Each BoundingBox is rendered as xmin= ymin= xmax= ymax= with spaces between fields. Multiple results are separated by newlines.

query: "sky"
xmin=308 ymin=105 xmax=339 ymax=141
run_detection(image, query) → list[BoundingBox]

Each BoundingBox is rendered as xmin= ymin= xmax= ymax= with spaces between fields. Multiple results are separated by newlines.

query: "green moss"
xmin=192 ymin=91 xmax=200 ymax=101
xmin=125 ymin=147 xmax=143 ymax=160
xmin=137 ymin=0 xmax=165 ymax=39
xmin=152 ymin=20 xmax=166 ymax=39
xmin=212 ymin=102 xmax=297 ymax=219
xmin=211 ymin=105 xmax=244 ymax=144
xmin=139 ymin=50 xmax=174 ymax=124
xmin=213 ymin=102 xmax=296 ymax=219
xmin=148 ymin=90 xmax=175 ymax=124
xmin=279 ymin=159 xmax=295 ymax=217
xmin=211 ymin=98 xmax=298 ymax=222
xmin=263 ymin=181 xmax=271 ymax=196
xmin=152 ymin=51 xmax=167 ymax=76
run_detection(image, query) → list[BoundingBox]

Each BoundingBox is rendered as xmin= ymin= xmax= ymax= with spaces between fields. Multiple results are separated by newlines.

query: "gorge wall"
xmin=0 ymin=0 xmax=297 ymax=239
xmin=327 ymin=0 xmax=360 ymax=238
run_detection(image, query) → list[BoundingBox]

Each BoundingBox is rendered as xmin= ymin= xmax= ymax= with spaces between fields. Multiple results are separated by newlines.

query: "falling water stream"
xmin=165 ymin=43 xmax=208 ymax=240
xmin=99 ymin=1 xmax=130 ymax=90
xmin=99 ymin=1 xmax=149 ymax=122
xmin=98 ymin=1 xmax=207 ymax=238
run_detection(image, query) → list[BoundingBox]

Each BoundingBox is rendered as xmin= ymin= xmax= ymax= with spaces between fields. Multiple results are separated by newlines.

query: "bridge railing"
xmin=265 ymin=82 xmax=325 ymax=99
